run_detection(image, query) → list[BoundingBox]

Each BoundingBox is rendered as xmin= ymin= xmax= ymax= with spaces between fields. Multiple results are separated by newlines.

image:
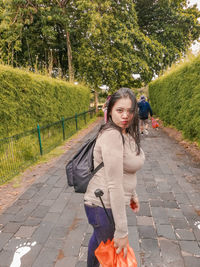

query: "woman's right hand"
xmin=114 ymin=235 xmax=129 ymax=258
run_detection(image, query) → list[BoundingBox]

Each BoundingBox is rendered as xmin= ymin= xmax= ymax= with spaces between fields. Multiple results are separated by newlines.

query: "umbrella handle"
xmin=94 ymin=189 xmax=115 ymax=228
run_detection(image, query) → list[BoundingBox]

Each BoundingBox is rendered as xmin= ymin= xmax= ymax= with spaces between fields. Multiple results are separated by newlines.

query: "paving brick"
xmin=127 ymin=214 xmax=137 ymax=226
xmin=2 ymin=222 xmax=21 ymax=233
xmin=3 ymin=237 xmax=30 ymax=251
xmin=137 ymin=202 xmax=151 ymax=217
xmin=19 ymin=188 xmax=37 ymax=200
xmin=46 ymin=175 xmax=61 ymax=185
xmin=82 ymin=233 xmax=90 ymax=247
xmin=31 ymin=205 xmax=50 ymax=218
xmin=158 ymin=185 xmax=172 ymax=194
xmin=54 ymin=177 xmax=67 ymax=188
xmin=43 ymin=212 xmax=61 ymax=223
xmin=167 ymin=208 xmax=185 ymax=218
xmin=78 ymin=246 xmax=87 ymax=262
xmin=18 ymin=241 xmax=42 ymax=267
xmin=164 ymin=200 xmax=179 ymax=209
xmin=128 ymin=226 xmax=140 ymax=252
xmin=179 ymin=204 xmax=198 ymax=223
xmin=13 ymin=202 xmax=39 ymax=222
xmin=32 ymin=246 xmax=59 ymax=267
xmin=32 ymin=184 xmax=54 ymax=201
xmin=136 ymin=216 xmax=154 ymax=226
xmin=151 ymin=207 xmax=170 ymax=224
xmin=22 ymin=217 xmax=42 ymax=226
xmin=183 ymin=256 xmax=200 ymax=267
xmin=193 ymin=228 xmax=200 ymax=241
xmin=149 ymin=199 xmax=164 ymax=207
xmin=0 ymin=214 xmax=14 ymax=225
xmin=55 ymin=257 xmax=77 ymax=267
xmin=49 ymin=225 xmax=68 ymax=239
xmin=41 ymin=199 xmax=55 ymax=207
xmin=46 ymin=187 xmax=63 ymax=200
xmin=175 ymin=229 xmax=196 ymax=241
xmin=0 ymin=249 xmax=13 ymax=267
xmin=160 ymin=192 xmax=175 ymax=201
xmin=49 ymin=193 xmax=71 ymax=213
xmin=140 ymin=238 xmax=162 ymax=265
xmin=170 ymin=217 xmax=190 ymax=229
xmin=31 ymin=221 xmax=54 ymax=244
xmin=145 ymin=183 xmax=159 ymax=194
xmin=75 ymin=261 xmax=86 ymax=267
xmin=171 ymin=183 xmax=184 ymax=194
xmin=15 ymin=225 xmax=38 ymax=238
xmin=159 ymin=238 xmax=185 ymax=266
xmin=45 ymin=237 xmax=64 ymax=249
xmin=0 ymin=232 xmax=13 ymax=251
xmin=156 ymin=224 xmax=176 ymax=240
xmin=179 ymin=240 xmax=200 ymax=256
xmin=62 ymin=223 xmax=88 ymax=257
xmin=138 ymin=225 xmax=157 ymax=239
xmin=174 ymin=193 xmax=191 ymax=205
xmin=13 ymin=199 xmax=29 ymax=207
xmin=3 ymin=205 xmax=22 ymax=215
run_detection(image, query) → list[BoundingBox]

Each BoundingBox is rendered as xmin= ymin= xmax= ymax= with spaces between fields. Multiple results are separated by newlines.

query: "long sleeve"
xmin=100 ymin=129 xmax=128 ymax=238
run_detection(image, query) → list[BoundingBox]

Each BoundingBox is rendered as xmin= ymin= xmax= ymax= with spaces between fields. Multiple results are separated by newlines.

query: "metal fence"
xmin=0 ymin=109 xmax=95 ymax=184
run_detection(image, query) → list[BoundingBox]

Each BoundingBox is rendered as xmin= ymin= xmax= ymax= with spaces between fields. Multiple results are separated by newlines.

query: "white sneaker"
xmin=144 ymin=129 xmax=148 ymax=135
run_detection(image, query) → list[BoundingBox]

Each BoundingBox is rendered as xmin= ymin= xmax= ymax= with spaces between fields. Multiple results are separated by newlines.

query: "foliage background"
xmin=149 ymin=55 xmax=200 ymax=143
xmin=0 ymin=65 xmax=90 ymax=137
xmin=0 ymin=0 xmax=199 ymax=91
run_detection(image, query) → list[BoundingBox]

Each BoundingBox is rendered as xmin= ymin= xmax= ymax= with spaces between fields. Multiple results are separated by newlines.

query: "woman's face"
xmin=110 ymin=97 xmax=134 ymax=133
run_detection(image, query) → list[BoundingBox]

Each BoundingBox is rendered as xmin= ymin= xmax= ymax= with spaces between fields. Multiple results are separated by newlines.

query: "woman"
xmin=84 ymin=88 xmax=145 ymax=267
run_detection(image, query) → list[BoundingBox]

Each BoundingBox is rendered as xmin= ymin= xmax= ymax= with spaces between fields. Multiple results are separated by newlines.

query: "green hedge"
xmin=149 ymin=55 xmax=200 ymax=143
xmin=0 ymin=65 xmax=90 ymax=137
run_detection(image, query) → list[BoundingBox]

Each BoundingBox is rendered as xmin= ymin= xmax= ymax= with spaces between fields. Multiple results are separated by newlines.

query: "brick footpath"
xmin=0 ymin=122 xmax=200 ymax=267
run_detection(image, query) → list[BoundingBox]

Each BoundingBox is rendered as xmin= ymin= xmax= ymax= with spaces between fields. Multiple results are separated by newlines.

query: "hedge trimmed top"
xmin=149 ymin=55 xmax=200 ymax=143
xmin=0 ymin=65 xmax=90 ymax=137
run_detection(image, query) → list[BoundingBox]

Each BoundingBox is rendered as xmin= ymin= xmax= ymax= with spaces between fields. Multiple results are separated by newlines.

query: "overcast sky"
xmin=188 ymin=0 xmax=200 ymax=10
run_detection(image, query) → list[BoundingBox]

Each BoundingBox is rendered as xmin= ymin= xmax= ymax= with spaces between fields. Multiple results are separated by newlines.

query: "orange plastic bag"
xmin=151 ymin=117 xmax=159 ymax=129
xmin=95 ymin=239 xmax=137 ymax=267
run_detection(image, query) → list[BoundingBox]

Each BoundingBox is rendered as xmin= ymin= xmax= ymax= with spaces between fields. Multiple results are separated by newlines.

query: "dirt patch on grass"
xmin=0 ymin=117 xmax=103 ymax=214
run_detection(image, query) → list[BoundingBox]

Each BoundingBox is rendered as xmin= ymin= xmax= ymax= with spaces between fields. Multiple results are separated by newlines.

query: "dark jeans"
xmin=84 ymin=204 xmax=115 ymax=267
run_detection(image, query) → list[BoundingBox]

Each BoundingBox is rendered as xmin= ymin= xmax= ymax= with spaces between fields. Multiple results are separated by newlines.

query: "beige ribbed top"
xmin=84 ymin=128 xmax=145 ymax=238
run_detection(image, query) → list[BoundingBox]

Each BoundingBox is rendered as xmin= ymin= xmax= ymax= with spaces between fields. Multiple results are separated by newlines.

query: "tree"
xmin=74 ymin=0 xmax=166 ymax=94
xmin=0 ymin=0 xmax=199 ymax=89
xmin=133 ymin=0 xmax=200 ymax=66
xmin=0 ymin=0 xmax=76 ymax=80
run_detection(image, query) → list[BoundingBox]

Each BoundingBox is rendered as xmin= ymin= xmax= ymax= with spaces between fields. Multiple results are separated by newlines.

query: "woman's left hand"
xmin=130 ymin=197 xmax=140 ymax=213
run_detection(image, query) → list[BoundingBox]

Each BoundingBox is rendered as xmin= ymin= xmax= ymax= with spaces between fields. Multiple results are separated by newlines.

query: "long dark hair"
xmin=100 ymin=88 xmax=140 ymax=154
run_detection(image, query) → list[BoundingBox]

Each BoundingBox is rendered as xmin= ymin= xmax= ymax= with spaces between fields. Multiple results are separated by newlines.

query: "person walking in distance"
xmin=138 ymin=95 xmax=153 ymax=135
xmin=84 ymin=88 xmax=145 ymax=267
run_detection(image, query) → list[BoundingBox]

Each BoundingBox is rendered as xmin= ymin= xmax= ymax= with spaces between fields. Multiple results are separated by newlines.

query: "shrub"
xmin=149 ymin=55 xmax=200 ymax=143
xmin=0 ymin=65 xmax=90 ymax=137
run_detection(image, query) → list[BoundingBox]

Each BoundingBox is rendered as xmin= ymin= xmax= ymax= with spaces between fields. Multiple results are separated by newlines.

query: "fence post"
xmin=75 ymin=113 xmax=78 ymax=131
xmin=61 ymin=117 xmax=65 ymax=140
xmin=37 ymin=124 xmax=43 ymax=155
xmin=90 ymin=109 xmax=92 ymax=119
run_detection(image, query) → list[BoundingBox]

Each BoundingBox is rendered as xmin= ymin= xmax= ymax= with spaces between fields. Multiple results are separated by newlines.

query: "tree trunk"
xmin=94 ymin=90 xmax=98 ymax=113
xmin=66 ymin=31 xmax=74 ymax=82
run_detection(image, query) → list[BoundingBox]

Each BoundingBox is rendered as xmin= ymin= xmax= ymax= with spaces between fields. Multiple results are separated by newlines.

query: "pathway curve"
xmin=0 ymin=121 xmax=200 ymax=267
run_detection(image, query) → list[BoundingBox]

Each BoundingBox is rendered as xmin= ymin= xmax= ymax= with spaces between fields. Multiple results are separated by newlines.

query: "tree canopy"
xmin=0 ymin=0 xmax=199 ymax=91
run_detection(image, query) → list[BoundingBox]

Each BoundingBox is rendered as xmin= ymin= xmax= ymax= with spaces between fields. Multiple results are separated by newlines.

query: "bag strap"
xmin=92 ymin=162 xmax=104 ymax=175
